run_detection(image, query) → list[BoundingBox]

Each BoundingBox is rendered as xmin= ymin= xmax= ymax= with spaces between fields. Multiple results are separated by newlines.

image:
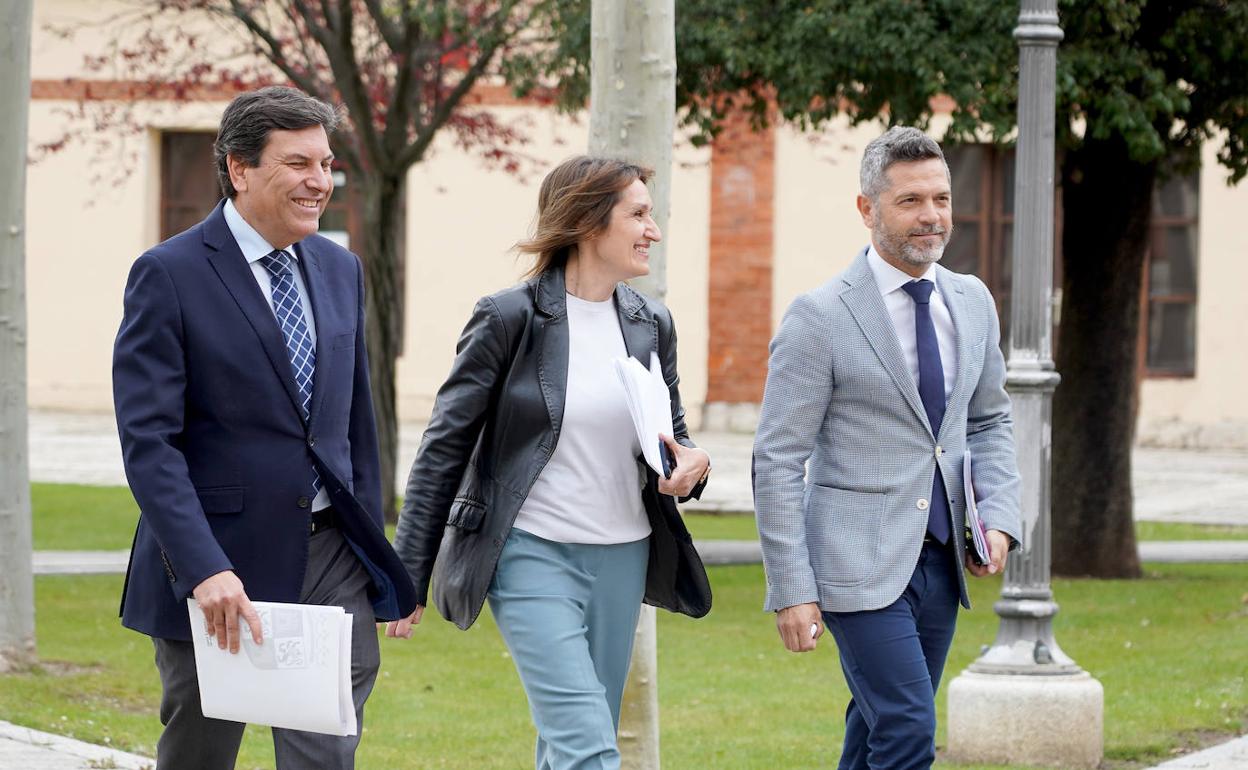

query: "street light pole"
xmin=946 ymin=2 xmax=1104 ymax=766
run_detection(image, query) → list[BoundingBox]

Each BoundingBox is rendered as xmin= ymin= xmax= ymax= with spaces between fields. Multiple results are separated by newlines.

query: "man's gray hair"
xmin=860 ymin=126 xmax=949 ymax=201
xmin=214 ymin=86 xmax=343 ymax=199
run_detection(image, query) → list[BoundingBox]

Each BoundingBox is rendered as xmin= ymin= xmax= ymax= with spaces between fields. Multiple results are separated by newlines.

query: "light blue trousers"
xmin=488 ymin=527 xmax=650 ymax=770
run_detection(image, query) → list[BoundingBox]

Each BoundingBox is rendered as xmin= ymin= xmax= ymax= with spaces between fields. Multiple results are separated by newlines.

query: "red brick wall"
xmin=706 ymin=111 xmax=775 ymax=404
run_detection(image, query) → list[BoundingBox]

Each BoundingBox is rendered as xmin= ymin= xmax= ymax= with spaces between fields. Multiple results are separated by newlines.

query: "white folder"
xmin=187 ymin=598 xmax=356 ymax=736
xmin=613 ymin=351 xmax=675 ymax=476
xmin=962 ymin=452 xmax=992 ymax=565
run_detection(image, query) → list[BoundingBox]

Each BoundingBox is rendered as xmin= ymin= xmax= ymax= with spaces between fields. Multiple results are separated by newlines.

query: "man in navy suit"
xmin=113 ymin=86 xmax=416 ymax=769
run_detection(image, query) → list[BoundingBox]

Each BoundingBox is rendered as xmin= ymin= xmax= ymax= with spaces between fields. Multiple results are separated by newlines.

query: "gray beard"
xmin=874 ymin=221 xmax=951 ymax=267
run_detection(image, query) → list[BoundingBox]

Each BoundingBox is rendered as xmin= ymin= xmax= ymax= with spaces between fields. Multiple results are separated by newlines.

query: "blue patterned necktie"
xmin=901 ymin=279 xmax=950 ymax=544
xmin=260 ymin=249 xmax=320 ymax=493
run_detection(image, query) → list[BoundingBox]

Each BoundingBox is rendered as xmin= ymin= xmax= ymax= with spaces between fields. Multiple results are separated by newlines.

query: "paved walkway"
xmin=0 ymin=719 xmax=151 ymax=770
xmin=13 ymin=410 xmax=1248 ymax=768
xmin=27 ymin=410 xmax=1248 ymax=526
xmin=1148 ymin=735 xmax=1248 ymax=769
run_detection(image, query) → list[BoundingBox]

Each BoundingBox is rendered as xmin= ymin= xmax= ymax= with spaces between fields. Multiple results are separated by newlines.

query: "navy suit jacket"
xmin=113 ymin=200 xmax=417 ymax=640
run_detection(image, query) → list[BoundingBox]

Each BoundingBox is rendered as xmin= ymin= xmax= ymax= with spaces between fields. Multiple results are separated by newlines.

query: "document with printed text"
xmin=187 ymin=598 xmax=356 ymax=736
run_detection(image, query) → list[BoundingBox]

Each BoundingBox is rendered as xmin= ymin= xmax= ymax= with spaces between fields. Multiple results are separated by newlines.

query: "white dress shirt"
xmin=223 ymin=198 xmax=328 ymax=511
xmin=866 ymin=244 xmax=958 ymax=400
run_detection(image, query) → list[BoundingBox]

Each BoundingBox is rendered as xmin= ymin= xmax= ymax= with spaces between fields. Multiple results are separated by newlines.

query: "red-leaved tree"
xmin=45 ymin=0 xmax=589 ymax=516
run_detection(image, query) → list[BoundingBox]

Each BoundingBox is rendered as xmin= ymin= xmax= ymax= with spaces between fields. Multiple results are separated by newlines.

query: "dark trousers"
xmin=151 ymin=527 xmax=380 ymax=770
xmin=822 ymin=542 xmax=960 ymax=770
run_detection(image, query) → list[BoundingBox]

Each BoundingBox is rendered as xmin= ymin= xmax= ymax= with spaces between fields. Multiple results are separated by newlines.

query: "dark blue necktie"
xmin=901 ymin=279 xmax=950 ymax=544
xmin=260 ymin=249 xmax=320 ymax=494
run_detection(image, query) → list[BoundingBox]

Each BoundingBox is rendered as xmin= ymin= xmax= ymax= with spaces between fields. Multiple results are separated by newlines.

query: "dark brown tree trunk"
xmin=359 ymin=173 xmax=406 ymax=522
xmin=1051 ymin=136 xmax=1154 ymax=578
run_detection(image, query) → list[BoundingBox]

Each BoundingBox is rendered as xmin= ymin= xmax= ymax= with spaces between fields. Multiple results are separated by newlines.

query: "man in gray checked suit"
xmin=753 ymin=126 xmax=1022 ymax=769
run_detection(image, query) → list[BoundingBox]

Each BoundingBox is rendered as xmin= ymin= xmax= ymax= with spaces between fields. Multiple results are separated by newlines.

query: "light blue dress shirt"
xmin=223 ymin=198 xmax=328 ymax=511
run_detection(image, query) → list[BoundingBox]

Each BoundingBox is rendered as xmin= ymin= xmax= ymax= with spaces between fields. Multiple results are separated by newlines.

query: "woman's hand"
xmin=382 ymin=605 xmax=425 ymax=639
xmin=656 ymin=434 xmax=710 ymax=498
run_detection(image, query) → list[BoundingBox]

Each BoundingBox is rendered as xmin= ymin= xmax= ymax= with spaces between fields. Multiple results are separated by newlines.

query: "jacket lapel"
xmin=534 ymin=268 xmax=569 ymax=440
xmin=935 ymin=266 xmax=976 ymax=436
xmin=201 ymin=202 xmax=305 ymax=420
xmin=838 ymin=249 xmax=932 ymax=435
xmin=295 ymin=239 xmax=331 ymax=428
xmin=614 ymin=282 xmax=655 ymax=364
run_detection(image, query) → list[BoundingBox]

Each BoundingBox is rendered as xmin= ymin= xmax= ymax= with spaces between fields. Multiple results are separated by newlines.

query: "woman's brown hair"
xmin=517 ymin=156 xmax=653 ymax=279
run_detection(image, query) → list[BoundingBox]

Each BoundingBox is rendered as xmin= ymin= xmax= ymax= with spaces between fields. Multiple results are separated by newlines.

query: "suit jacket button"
xmin=935 ymin=445 xmax=944 ymax=457
xmin=308 ymin=436 xmax=317 ymax=448
xmin=917 ymin=498 xmax=929 ymax=510
xmin=297 ymin=496 xmax=311 ymax=509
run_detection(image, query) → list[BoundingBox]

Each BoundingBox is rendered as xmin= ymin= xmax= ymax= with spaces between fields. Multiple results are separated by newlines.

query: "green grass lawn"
xmin=31 ymin=483 xmax=141 ymax=551
xmin=2 ymin=563 xmax=1245 ymax=769
xmin=31 ymin=483 xmax=1248 ymax=550
xmin=683 ymin=512 xmax=1248 ymax=543
xmin=18 ymin=484 xmax=1247 ymax=767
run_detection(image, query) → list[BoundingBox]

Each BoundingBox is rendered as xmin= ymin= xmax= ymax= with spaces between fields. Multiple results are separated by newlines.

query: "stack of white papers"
xmin=613 ymin=351 xmax=675 ymax=476
xmin=962 ymin=452 xmax=992 ymax=565
xmin=187 ymin=598 xmax=356 ymax=736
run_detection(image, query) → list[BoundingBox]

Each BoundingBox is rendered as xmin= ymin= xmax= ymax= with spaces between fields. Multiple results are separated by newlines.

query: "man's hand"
xmin=192 ymin=570 xmax=262 ymax=654
xmin=967 ymin=529 xmax=1011 ymax=577
xmin=384 ymin=606 xmax=425 ymax=639
xmin=776 ymin=602 xmax=823 ymax=653
xmin=656 ymin=435 xmax=711 ymax=498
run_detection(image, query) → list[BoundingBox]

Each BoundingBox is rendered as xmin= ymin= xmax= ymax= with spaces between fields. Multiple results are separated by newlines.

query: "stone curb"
xmin=33 ymin=550 xmax=130 ymax=575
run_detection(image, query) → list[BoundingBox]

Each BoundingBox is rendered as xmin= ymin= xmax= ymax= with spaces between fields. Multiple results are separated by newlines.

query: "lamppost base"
xmin=946 ymin=670 xmax=1104 ymax=768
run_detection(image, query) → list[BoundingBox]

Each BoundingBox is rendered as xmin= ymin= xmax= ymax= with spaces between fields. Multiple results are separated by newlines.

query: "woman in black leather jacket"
xmin=387 ymin=156 xmax=712 ymax=769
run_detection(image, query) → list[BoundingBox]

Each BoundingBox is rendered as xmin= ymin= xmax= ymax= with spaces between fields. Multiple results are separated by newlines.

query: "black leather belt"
xmin=923 ymin=533 xmax=948 ymax=547
xmin=310 ymin=506 xmax=337 ymax=534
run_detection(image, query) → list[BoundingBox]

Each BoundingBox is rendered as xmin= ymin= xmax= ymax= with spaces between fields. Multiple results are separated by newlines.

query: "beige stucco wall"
xmin=1137 ymin=139 xmax=1248 ymax=448
xmin=773 ymin=119 xmax=882 ymax=327
xmin=396 ymin=110 xmax=711 ymax=424
xmin=26 ymin=99 xmax=228 ymax=411
xmin=25 ymin=101 xmax=711 ymax=425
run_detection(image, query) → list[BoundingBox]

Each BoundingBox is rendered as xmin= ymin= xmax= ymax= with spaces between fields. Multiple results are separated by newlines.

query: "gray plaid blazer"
xmin=753 ymin=249 xmax=1022 ymax=613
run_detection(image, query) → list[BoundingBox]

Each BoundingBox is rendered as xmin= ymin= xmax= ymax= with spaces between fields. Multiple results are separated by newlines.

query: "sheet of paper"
xmin=962 ymin=451 xmax=992 ymax=565
xmin=613 ymin=351 xmax=675 ymax=476
xmin=187 ymin=598 xmax=356 ymax=736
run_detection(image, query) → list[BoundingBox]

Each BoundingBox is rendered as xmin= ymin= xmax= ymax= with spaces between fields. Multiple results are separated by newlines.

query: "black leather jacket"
xmin=393 ymin=266 xmax=708 ymax=629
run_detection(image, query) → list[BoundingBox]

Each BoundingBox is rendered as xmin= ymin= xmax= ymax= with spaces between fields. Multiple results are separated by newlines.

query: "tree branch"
xmin=225 ymin=0 xmax=325 ymax=100
xmin=362 ymin=0 xmax=403 ymax=52
xmin=291 ymin=0 xmax=385 ymax=170
xmin=398 ymin=0 xmax=523 ymax=169
xmin=382 ymin=15 xmax=423 ymax=160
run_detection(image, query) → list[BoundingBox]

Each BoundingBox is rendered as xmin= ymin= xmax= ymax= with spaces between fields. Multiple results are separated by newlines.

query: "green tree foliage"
xmin=547 ymin=0 xmax=1248 ymax=577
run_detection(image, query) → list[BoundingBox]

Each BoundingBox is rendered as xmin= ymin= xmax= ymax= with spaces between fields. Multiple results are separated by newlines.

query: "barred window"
xmin=943 ymin=143 xmax=1198 ymax=377
xmin=1143 ymin=171 xmax=1199 ymax=377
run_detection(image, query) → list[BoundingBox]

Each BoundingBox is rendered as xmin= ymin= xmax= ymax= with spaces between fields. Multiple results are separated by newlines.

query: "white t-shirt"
xmin=512 ymin=293 xmax=652 ymax=544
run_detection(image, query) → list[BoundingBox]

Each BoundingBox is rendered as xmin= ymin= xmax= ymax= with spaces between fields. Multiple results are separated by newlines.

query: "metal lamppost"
xmin=946 ymin=2 xmax=1104 ymax=766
